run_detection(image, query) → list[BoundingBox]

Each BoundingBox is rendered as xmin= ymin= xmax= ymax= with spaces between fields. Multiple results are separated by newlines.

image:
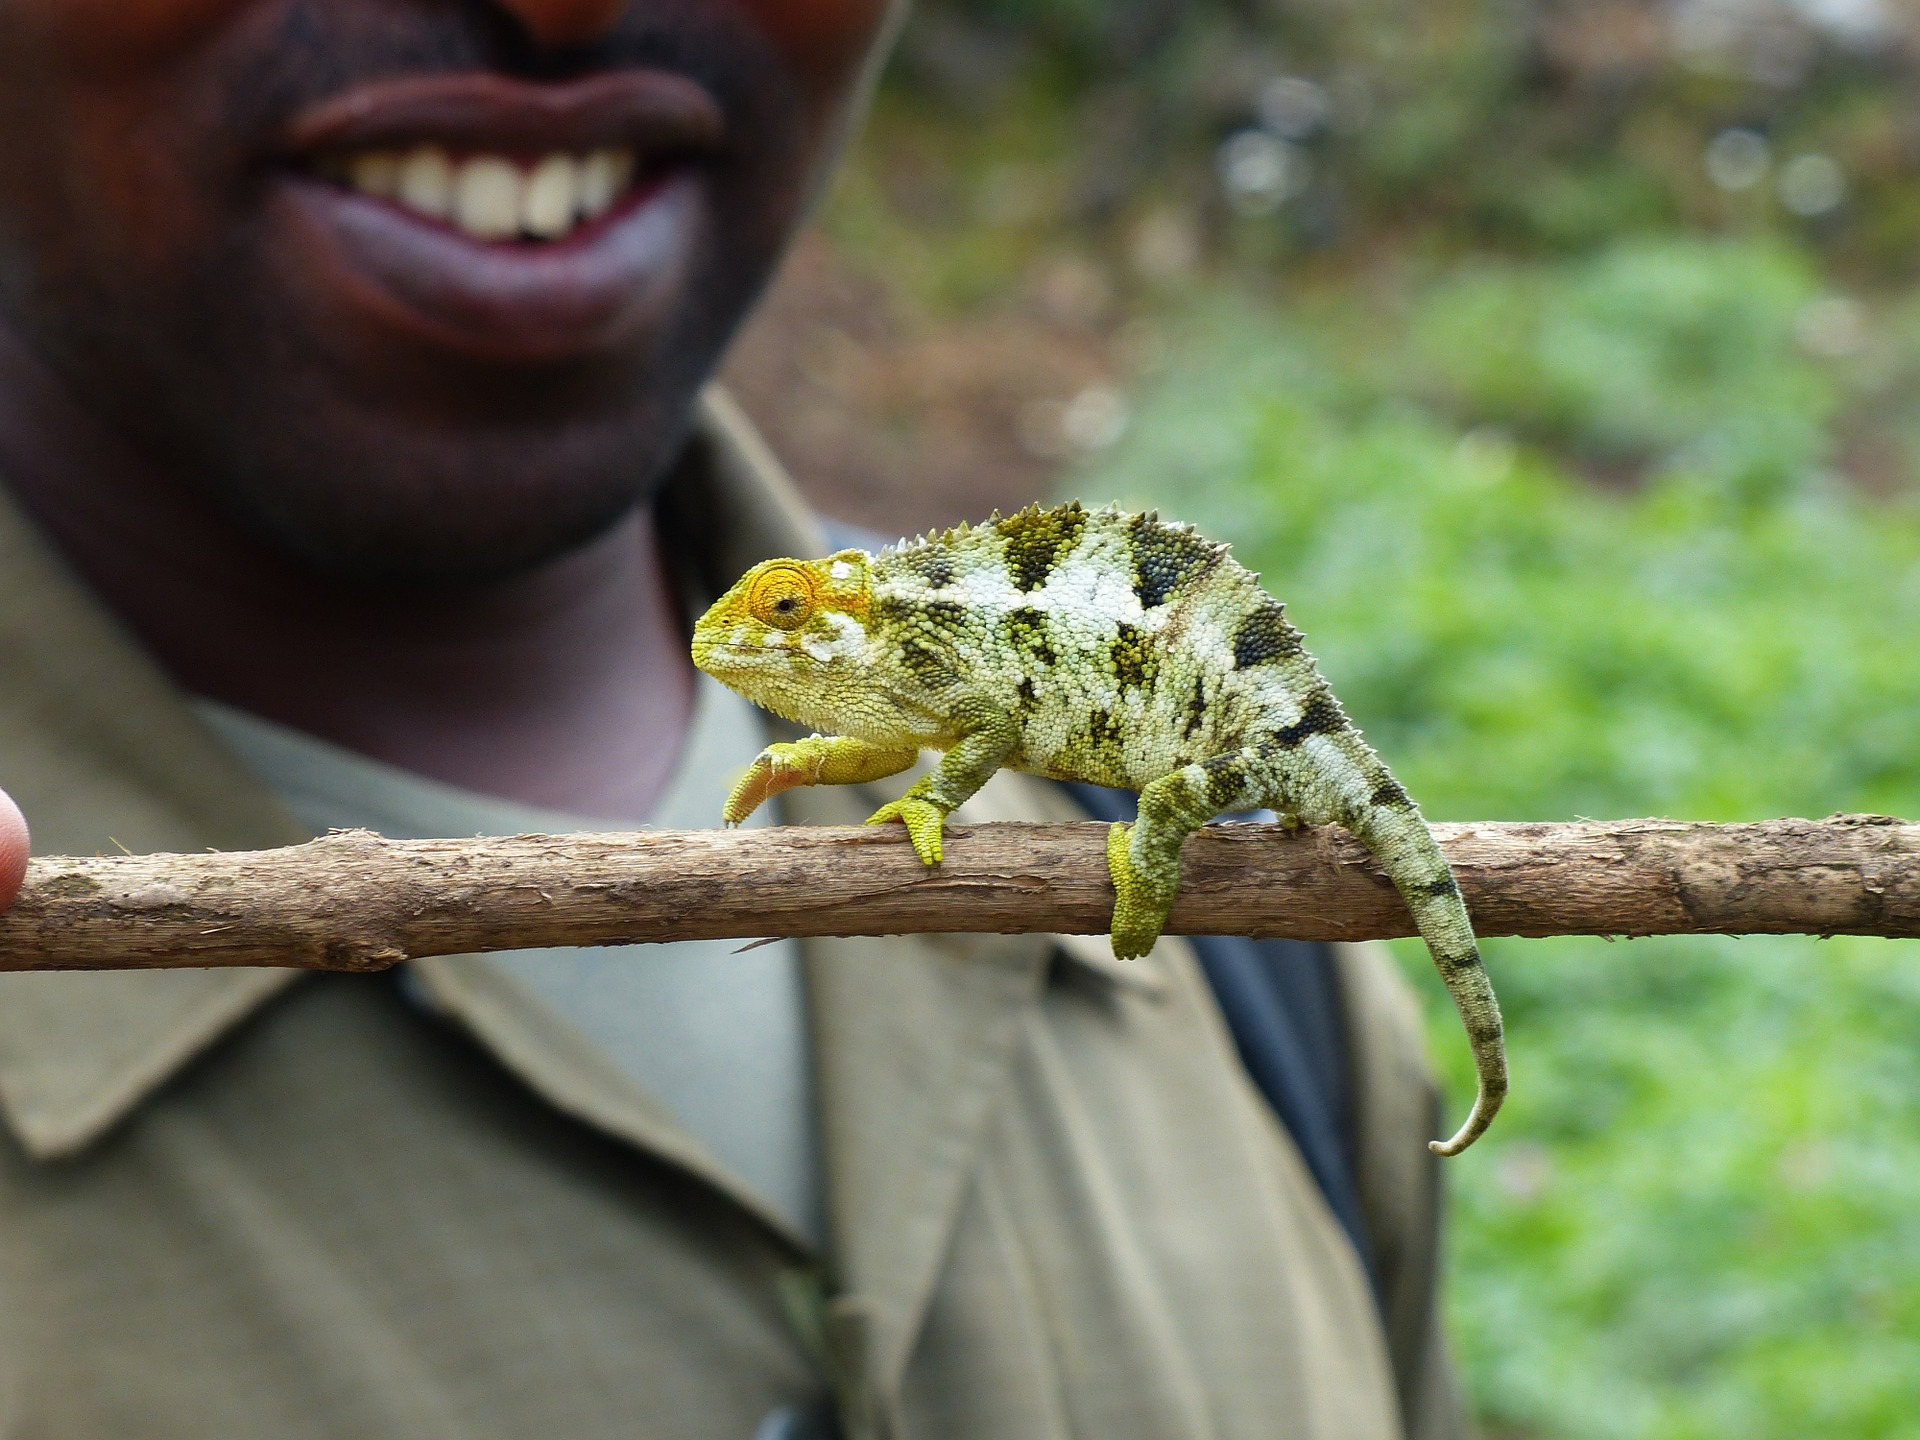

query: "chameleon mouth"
xmin=697 ymin=641 xmax=789 ymax=662
xmin=700 ymin=635 xmax=836 ymax=659
xmin=691 ymin=640 xmax=824 ymax=684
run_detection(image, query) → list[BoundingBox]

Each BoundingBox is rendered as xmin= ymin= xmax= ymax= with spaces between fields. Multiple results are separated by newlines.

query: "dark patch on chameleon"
xmin=1182 ymin=675 xmax=1207 ymax=740
xmin=1086 ymin=707 xmax=1124 ymax=750
xmin=1419 ymin=876 xmax=1461 ymax=899
xmin=1003 ymin=606 xmax=1057 ymax=667
xmin=899 ymin=636 xmax=956 ymax=688
xmin=1231 ymin=598 xmax=1304 ymax=669
xmin=1266 ymin=690 xmax=1348 ymax=748
xmin=1202 ymin=753 xmax=1248 ymax=809
xmin=1370 ymin=777 xmax=1413 ymax=809
xmin=1109 ymin=623 xmax=1157 ymax=691
xmin=1128 ymin=514 xmax=1220 ymax=609
xmin=901 ymin=545 xmax=955 ymax=589
xmin=876 ymin=594 xmax=966 ymax=641
xmin=1015 ymin=676 xmax=1039 ymax=717
xmin=998 ymin=502 xmax=1087 ymax=593
xmin=915 ymin=598 xmax=968 ymax=632
xmin=870 ymin=594 xmax=912 ymax=630
xmin=1442 ymin=951 xmax=1486 ymax=976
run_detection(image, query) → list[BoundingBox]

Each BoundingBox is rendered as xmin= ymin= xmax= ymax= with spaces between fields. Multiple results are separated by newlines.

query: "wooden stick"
xmin=0 ymin=816 xmax=1914 ymax=972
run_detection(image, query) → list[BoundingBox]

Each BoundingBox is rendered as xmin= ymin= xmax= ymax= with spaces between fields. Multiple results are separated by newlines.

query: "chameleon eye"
xmin=748 ymin=563 xmax=818 ymax=631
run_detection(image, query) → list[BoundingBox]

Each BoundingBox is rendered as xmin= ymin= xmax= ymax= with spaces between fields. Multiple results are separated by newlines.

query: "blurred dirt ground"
xmin=720 ymin=231 xmax=1120 ymax=540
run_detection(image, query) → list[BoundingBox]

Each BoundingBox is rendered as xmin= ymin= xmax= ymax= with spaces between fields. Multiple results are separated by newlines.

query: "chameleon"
xmin=690 ymin=501 xmax=1506 ymax=1156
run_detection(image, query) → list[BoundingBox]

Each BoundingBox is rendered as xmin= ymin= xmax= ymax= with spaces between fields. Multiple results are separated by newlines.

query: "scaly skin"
xmin=691 ymin=502 xmax=1507 ymax=1156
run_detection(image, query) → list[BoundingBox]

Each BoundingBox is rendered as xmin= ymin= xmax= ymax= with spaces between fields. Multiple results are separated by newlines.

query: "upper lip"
xmin=280 ymin=70 xmax=726 ymax=162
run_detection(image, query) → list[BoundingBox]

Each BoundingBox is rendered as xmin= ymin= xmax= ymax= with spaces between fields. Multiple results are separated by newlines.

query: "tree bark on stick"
xmin=0 ymin=815 xmax=1914 ymax=973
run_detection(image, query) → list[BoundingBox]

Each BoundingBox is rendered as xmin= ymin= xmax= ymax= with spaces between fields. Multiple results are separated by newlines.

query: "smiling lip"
xmin=283 ymin=70 xmax=725 ymax=161
xmin=274 ymin=72 xmax=726 ymax=363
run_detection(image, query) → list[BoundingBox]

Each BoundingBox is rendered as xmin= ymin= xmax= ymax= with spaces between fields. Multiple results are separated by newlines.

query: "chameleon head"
xmin=691 ymin=550 xmax=884 ymax=729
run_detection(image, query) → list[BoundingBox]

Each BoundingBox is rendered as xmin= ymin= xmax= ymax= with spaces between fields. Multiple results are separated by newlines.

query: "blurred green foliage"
xmin=1403 ymin=240 xmax=1839 ymax=493
xmin=826 ymin=3 xmax=1920 ymax=1434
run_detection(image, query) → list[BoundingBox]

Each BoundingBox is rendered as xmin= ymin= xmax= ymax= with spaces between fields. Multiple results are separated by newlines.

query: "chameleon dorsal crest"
xmin=692 ymin=502 xmax=1507 ymax=1156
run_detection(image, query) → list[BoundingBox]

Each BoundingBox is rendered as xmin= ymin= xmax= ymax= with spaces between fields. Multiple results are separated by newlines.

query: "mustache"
xmin=218 ymin=0 xmax=796 ymax=155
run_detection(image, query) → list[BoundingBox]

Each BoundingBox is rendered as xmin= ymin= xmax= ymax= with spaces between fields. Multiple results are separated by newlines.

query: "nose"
xmin=492 ymin=0 xmax=629 ymax=49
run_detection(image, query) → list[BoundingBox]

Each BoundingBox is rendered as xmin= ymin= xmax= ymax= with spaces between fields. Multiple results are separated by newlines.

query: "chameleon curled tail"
xmin=1345 ymin=800 xmax=1506 ymax=1156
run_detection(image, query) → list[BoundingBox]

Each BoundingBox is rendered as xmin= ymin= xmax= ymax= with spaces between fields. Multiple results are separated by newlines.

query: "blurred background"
xmin=724 ymin=1 xmax=1920 ymax=1435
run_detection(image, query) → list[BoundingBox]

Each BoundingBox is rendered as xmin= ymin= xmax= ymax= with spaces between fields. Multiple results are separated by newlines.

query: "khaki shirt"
xmin=0 ymin=390 xmax=1463 ymax=1440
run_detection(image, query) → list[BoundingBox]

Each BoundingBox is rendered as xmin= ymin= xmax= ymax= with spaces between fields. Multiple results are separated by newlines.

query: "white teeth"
xmin=395 ymin=146 xmax=454 ymax=218
xmin=454 ymin=156 xmax=522 ymax=241
xmin=578 ymin=149 xmax=634 ymax=217
xmin=522 ymin=153 xmax=579 ymax=239
xmin=338 ymin=145 xmax=638 ymax=242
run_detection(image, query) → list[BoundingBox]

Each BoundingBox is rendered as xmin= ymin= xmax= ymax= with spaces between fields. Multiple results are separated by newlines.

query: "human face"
xmin=0 ymin=0 xmax=895 ymax=580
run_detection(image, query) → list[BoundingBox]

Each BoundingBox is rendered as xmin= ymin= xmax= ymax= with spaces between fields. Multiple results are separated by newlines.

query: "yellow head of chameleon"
xmin=690 ymin=550 xmax=877 ymax=724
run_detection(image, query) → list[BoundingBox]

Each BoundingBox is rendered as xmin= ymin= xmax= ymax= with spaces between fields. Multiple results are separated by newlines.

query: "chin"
xmin=195 ymin=383 xmax=699 ymax=585
xmin=254 ymin=478 xmax=648 ymax=585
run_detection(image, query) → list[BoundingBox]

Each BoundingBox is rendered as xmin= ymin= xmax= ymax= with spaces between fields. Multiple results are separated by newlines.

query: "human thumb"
xmin=0 ymin=788 xmax=28 ymax=914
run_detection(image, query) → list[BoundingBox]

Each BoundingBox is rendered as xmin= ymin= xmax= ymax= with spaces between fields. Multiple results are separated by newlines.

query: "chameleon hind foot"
xmin=867 ymin=795 xmax=950 ymax=866
xmin=1106 ymin=822 xmax=1177 ymax=961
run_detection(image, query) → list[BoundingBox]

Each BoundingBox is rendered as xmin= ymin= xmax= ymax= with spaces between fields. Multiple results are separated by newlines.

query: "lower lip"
xmin=271 ymin=168 xmax=704 ymax=364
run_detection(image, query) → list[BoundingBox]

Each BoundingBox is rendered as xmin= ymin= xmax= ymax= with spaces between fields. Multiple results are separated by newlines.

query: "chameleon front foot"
xmin=866 ymin=796 xmax=950 ymax=866
xmin=1106 ymin=822 xmax=1177 ymax=961
xmin=725 ymin=740 xmax=828 ymax=825
xmin=726 ymin=736 xmax=921 ymax=826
